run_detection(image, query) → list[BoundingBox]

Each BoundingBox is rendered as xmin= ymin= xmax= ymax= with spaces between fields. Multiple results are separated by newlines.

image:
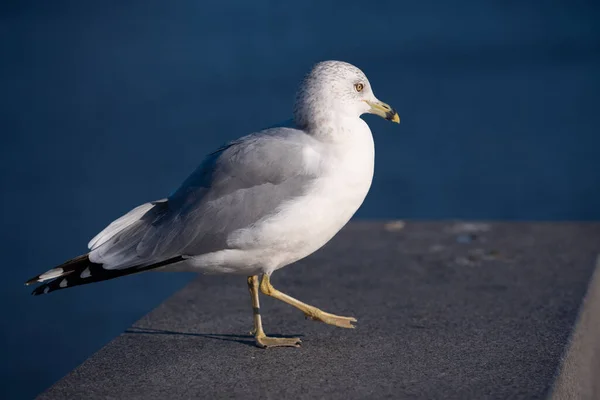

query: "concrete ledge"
xmin=37 ymin=222 xmax=600 ymax=399
xmin=550 ymin=256 xmax=600 ymax=400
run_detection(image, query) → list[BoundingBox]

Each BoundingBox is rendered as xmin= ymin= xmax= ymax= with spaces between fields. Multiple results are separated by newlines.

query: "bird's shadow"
xmin=125 ymin=326 xmax=303 ymax=348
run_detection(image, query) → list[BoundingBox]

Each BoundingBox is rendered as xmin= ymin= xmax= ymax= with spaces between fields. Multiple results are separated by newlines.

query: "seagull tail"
xmin=25 ymin=254 xmax=185 ymax=296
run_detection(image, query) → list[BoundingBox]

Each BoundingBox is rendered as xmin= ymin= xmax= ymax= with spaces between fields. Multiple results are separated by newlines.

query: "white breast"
xmin=232 ymin=118 xmax=375 ymax=272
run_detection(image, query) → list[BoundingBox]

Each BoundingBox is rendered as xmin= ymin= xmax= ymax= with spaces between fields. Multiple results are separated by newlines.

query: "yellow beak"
xmin=365 ymin=100 xmax=400 ymax=123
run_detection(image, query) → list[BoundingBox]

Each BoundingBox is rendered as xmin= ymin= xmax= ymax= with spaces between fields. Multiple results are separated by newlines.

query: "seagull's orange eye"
xmin=354 ymin=83 xmax=364 ymax=92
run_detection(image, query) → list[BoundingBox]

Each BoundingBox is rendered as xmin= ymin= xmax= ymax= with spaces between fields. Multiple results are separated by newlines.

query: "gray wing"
xmin=88 ymin=127 xmax=320 ymax=269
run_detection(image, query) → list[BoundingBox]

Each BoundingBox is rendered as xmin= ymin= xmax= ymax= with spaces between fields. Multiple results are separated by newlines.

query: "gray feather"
xmin=89 ymin=126 xmax=321 ymax=269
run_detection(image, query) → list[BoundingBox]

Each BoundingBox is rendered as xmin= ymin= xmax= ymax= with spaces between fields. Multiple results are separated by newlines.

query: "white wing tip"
xmin=38 ymin=268 xmax=64 ymax=282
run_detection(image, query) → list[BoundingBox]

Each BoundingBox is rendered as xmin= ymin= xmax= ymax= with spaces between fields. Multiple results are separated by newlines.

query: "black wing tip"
xmin=27 ymin=255 xmax=186 ymax=296
xmin=31 ymin=284 xmax=50 ymax=296
xmin=25 ymin=254 xmax=91 ymax=291
xmin=30 ymin=276 xmax=68 ymax=296
xmin=25 ymin=274 xmax=44 ymax=286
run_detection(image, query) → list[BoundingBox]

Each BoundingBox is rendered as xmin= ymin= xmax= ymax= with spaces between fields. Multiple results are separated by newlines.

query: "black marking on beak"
xmin=385 ymin=108 xmax=398 ymax=121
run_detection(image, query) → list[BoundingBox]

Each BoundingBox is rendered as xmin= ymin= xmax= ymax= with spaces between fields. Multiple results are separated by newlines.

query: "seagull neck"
xmin=294 ymin=111 xmax=364 ymax=142
xmin=295 ymin=115 xmax=364 ymax=142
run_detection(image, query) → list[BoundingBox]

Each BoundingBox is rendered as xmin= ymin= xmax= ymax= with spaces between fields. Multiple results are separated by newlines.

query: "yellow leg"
xmin=247 ymin=275 xmax=301 ymax=348
xmin=260 ymin=274 xmax=357 ymax=329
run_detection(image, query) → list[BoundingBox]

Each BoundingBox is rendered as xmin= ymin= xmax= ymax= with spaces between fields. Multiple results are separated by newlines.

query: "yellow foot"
xmin=255 ymin=334 xmax=302 ymax=348
xmin=306 ymin=310 xmax=357 ymax=329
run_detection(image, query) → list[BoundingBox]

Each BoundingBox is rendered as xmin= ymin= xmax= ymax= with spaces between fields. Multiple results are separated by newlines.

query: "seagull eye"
xmin=354 ymin=83 xmax=364 ymax=92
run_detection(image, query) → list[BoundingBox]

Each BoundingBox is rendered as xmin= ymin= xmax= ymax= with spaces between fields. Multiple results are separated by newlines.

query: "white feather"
xmin=88 ymin=200 xmax=165 ymax=250
xmin=38 ymin=268 xmax=64 ymax=282
xmin=80 ymin=267 xmax=91 ymax=279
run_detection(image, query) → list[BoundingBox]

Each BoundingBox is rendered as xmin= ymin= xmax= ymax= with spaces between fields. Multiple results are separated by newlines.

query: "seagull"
xmin=26 ymin=60 xmax=399 ymax=348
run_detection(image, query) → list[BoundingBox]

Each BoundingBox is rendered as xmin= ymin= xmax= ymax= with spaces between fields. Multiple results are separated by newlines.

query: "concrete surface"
xmin=37 ymin=222 xmax=600 ymax=399
xmin=550 ymin=255 xmax=600 ymax=400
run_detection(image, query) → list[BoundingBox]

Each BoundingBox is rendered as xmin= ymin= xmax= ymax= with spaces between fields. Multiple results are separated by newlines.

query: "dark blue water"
xmin=1 ymin=1 xmax=599 ymax=398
